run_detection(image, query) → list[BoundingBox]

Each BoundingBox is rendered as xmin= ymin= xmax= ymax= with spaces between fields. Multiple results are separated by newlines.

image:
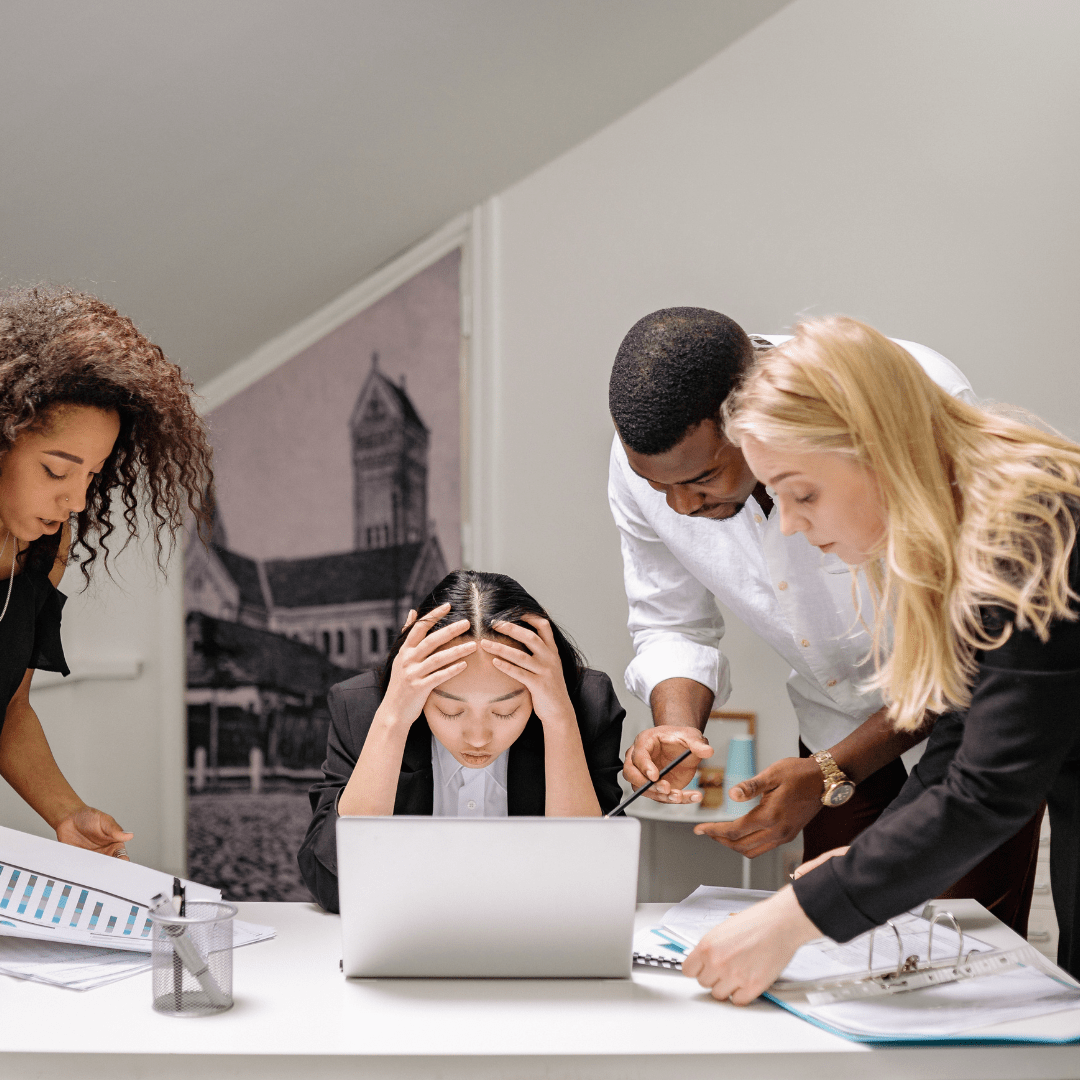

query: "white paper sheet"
xmin=798 ymin=966 xmax=1080 ymax=1036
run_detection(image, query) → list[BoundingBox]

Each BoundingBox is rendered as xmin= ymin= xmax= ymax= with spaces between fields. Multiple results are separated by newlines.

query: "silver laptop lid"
xmin=337 ymin=816 xmax=640 ymax=978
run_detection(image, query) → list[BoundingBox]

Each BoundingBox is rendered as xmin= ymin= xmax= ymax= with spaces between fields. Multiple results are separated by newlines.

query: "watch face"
xmin=824 ymin=781 xmax=855 ymax=807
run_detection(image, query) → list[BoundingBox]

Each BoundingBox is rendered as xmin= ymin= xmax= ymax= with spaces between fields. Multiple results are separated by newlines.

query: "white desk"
xmin=1 ymin=900 xmax=1077 ymax=1080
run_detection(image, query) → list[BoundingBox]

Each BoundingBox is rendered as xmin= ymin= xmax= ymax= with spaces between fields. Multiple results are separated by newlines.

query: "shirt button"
xmin=754 ymin=515 xmax=763 ymax=524
xmin=466 ymin=800 xmax=477 ymax=810
xmin=801 ymin=639 xmax=810 ymax=647
xmin=827 ymin=679 xmax=837 ymax=687
xmin=778 ymin=581 xmax=788 ymax=591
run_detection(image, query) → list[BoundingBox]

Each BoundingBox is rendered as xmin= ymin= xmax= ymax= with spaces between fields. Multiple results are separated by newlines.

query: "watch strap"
xmin=812 ymin=749 xmax=850 ymax=789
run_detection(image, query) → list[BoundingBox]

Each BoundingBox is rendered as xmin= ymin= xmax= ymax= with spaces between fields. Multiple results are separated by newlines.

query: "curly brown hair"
xmin=0 ymin=285 xmax=214 ymax=580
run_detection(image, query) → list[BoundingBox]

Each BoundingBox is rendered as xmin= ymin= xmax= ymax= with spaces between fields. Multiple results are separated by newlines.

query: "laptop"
xmin=336 ymin=816 xmax=640 ymax=978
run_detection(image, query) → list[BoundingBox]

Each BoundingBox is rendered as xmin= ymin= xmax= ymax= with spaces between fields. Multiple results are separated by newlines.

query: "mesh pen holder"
xmin=150 ymin=901 xmax=236 ymax=1017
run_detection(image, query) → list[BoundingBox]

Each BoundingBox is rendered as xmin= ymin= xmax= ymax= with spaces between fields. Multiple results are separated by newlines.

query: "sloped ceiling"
xmin=1 ymin=0 xmax=790 ymax=385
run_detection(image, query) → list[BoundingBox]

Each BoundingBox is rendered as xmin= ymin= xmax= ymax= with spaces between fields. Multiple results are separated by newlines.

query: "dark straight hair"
xmin=379 ymin=569 xmax=587 ymax=702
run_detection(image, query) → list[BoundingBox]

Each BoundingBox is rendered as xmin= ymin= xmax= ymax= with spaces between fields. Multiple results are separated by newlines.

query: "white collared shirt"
xmin=430 ymin=735 xmax=509 ymax=817
xmin=608 ymin=336 xmax=977 ymax=753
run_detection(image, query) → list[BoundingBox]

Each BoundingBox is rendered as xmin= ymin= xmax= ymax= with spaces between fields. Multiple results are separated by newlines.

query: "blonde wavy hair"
xmin=723 ymin=316 xmax=1080 ymax=731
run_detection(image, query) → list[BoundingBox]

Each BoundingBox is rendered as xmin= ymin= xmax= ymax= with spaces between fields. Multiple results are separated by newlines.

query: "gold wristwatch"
xmin=812 ymin=750 xmax=855 ymax=807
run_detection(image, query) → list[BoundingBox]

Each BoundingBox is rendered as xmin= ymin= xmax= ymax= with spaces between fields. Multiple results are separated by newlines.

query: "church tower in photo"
xmin=350 ymin=352 xmax=430 ymax=551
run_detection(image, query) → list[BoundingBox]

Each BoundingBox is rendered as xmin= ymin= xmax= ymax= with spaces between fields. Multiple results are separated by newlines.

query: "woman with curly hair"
xmin=680 ymin=315 xmax=1080 ymax=998
xmin=0 ymin=285 xmax=212 ymax=858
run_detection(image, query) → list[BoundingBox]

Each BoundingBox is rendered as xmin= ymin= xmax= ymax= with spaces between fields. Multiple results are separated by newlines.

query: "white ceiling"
xmin=0 ymin=0 xmax=790 ymax=386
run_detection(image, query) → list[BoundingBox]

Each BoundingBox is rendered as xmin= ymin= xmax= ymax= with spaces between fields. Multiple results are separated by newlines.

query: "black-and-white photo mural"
xmin=184 ymin=250 xmax=462 ymax=900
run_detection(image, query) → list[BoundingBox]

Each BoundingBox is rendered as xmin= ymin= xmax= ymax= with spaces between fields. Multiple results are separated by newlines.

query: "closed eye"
xmin=437 ymin=709 xmax=464 ymax=720
xmin=492 ymin=708 xmax=520 ymax=720
xmin=42 ymin=464 xmax=65 ymax=480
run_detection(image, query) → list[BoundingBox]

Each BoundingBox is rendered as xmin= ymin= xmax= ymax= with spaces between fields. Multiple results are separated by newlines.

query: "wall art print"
xmin=184 ymin=250 xmax=462 ymax=900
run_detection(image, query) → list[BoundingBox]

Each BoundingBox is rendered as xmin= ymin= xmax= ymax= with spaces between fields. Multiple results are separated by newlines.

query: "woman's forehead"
xmin=433 ymin=646 xmax=527 ymax=701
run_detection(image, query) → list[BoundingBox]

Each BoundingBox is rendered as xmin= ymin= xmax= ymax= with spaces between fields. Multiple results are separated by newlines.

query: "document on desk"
xmin=0 ymin=825 xmax=273 ymax=959
xmin=0 ymin=937 xmax=153 ymax=990
xmin=644 ymin=886 xmax=1080 ymax=1043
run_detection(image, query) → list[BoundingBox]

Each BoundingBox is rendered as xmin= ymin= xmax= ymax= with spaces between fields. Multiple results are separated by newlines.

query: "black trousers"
xmin=1048 ymin=756 xmax=1079 ymax=975
xmin=798 ymin=740 xmax=1044 ymax=940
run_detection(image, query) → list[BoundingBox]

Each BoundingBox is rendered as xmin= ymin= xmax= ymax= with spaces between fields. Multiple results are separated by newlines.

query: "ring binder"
xmin=772 ymin=911 xmax=1062 ymax=1005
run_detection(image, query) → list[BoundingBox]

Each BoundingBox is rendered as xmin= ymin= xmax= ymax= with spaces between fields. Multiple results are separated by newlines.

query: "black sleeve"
xmin=795 ymin=599 xmax=1080 ymax=942
xmin=576 ymin=671 xmax=627 ymax=814
xmin=296 ymin=679 xmax=379 ymax=913
xmin=29 ymin=581 xmax=69 ymax=676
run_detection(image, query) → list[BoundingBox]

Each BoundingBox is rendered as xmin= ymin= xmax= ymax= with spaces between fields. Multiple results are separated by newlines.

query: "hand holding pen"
xmin=606 ymin=749 xmax=695 ymax=817
xmin=623 ymin=728 xmax=713 ymax=804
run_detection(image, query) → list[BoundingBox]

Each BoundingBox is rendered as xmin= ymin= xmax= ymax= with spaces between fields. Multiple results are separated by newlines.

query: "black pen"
xmin=170 ymin=877 xmax=185 ymax=1010
xmin=604 ymin=748 xmax=694 ymax=818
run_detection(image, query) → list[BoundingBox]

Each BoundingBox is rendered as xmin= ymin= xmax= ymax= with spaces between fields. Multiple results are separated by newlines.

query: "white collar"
xmin=431 ymin=734 xmax=509 ymax=790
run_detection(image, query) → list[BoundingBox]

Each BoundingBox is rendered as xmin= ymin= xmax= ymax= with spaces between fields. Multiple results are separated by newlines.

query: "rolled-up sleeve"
xmin=607 ymin=438 xmax=731 ymax=707
xmin=795 ymin=606 xmax=1080 ymax=942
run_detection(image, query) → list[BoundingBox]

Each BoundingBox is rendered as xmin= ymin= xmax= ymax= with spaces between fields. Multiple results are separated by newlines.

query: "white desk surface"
xmin=1 ymin=899 xmax=1077 ymax=1080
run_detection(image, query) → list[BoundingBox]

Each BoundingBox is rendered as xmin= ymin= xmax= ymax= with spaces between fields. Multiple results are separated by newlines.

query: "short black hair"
xmin=609 ymin=307 xmax=753 ymax=455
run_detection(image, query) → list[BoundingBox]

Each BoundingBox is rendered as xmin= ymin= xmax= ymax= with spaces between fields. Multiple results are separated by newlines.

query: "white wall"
xmin=482 ymin=0 xmax=1080 ymax=771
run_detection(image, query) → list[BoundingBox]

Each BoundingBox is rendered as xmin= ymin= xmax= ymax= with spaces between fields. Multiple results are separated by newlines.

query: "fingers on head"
xmin=492 ymin=620 xmax=541 ymax=650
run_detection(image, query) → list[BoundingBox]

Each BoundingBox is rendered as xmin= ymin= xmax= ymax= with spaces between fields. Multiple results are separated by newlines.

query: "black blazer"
xmin=795 ymin=544 xmax=1080 ymax=975
xmin=297 ymin=668 xmax=626 ymax=912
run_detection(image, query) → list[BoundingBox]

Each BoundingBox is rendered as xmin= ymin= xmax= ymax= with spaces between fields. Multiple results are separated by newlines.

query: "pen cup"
xmin=723 ymin=735 xmax=757 ymax=817
xmin=150 ymin=901 xmax=236 ymax=1017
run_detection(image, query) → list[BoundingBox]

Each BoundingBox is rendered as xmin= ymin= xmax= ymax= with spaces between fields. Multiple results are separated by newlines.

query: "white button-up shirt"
xmin=430 ymin=735 xmax=509 ymax=817
xmin=608 ymin=336 xmax=977 ymax=753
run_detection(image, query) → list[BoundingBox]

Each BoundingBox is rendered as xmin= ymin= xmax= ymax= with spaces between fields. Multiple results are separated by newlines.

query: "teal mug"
xmin=723 ymin=735 xmax=757 ymax=817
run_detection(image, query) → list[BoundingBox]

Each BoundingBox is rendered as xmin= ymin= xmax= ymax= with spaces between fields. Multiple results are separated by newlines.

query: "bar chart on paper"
xmin=0 ymin=861 xmax=157 ymax=950
xmin=0 ymin=826 xmax=221 ymax=954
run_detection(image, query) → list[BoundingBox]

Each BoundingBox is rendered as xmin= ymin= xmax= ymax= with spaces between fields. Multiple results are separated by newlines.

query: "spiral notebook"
xmin=632 ymin=926 xmax=692 ymax=969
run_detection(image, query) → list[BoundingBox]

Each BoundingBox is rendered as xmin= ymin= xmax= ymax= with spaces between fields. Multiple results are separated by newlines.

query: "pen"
xmin=171 ymin=878 xmax=185 ymax=1009
xmin=604 ymin=748 xmax=694 ymax=817
xmin=150 ymin=892 xmax=230 ymax=1009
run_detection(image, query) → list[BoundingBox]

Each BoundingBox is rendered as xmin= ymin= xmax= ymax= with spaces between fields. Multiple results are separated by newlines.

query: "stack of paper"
xmin=0 ymin=937 xmax=152 ymax=990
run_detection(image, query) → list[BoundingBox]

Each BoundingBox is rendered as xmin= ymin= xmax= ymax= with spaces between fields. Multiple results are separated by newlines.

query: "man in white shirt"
xmin=609 ymin=308 xmax=981 ymax=865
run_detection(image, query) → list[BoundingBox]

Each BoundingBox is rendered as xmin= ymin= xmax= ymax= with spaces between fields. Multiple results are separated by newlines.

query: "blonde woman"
xmin=681 ymin=316 xmax=1080 ymax=1001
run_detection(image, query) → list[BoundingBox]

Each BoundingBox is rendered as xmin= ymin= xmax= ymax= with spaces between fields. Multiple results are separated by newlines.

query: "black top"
xmin=0 ymin=560 xmax=69 ymax=729
xmin=795 ymin=544 xmax=1080 ymax=943
xmin=297 ymin=667 xmax=626 ymax=913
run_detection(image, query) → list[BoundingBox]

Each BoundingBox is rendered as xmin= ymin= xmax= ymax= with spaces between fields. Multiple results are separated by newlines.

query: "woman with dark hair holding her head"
xmin=0 ymin=286 xmax=213 ymax=858
xmin=298 ymin=570 xmax=626 ymax=912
